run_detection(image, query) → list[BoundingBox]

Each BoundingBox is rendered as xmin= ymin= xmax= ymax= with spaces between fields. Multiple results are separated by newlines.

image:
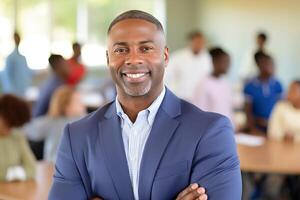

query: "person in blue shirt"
xmin=33 ymin=54 xmax=69 ymax=117
xmin=244 ymin=51 xmax=283 ymax=134
xmin=2 ymin=32 xmax=32 ymax=97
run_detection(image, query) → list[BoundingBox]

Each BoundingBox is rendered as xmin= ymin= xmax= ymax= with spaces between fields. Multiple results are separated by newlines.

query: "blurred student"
xmin=0 ymin=94 xmax=36 ymax=181
xmin=165 ymin=30 xmax=212 ymax=101
xmin=66 ymin=42 xmax=86 ymax=85
xmin=192 ymin=47 xmax=233 ymax=122
xmin=243 ymin=52 xmax=283 ymax=134
xmin=25 ymin=86 xmax=86 ymax=162
xmin=240 ymin=32 xmax=270 ymax=81
xmin=2 ymin=32 xmax=31 ymax=97
xmin=33 ymin=54 xmax=70 ymax=117
xmin=268 ymin=80 xmax=300 ymax=142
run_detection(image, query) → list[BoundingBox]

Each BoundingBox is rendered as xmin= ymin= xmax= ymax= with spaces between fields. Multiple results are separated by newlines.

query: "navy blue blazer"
xmin=49 ymin=89 xmax=242 ymax=200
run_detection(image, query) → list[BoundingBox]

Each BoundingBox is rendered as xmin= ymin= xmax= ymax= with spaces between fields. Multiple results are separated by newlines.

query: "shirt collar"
xmin=115 ymin=86 xmax=166 ymax=125
xmin=253 ymin=76 xmax=276 ymax=85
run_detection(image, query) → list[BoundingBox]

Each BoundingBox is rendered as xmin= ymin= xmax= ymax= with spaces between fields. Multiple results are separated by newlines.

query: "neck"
xmin=117 ymin=86 xmax=163 ymax=123
xmin=192 ymin=49 xmax=201 ymax=55
xmin=0 ymin=126 xmax=11 ymax=137
xmin=258 ymin=74 xmax=271 ymax=81
xmin=212 ymin=71 xmax=221 ymax=78
xmin=72 ymin=55 xmax=79 ymax=61
xmin=292 ymin=102 xmax=300 ymax=109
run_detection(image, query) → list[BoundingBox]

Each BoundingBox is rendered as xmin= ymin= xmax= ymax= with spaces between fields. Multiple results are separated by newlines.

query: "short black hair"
xmin=257 ymin=32 xmax=267 ymax=42
xmin=48 ymin=54 xmax=64 ymax=70
xmin=107 ymin=10 xmax=164 ymax=34
xmin=209 ymin=47 xmax=228 ymax=60
xmin=254 ymin=51 xmax=270 ymax=65
xmin=187 ymin=30 xmax=203 ymax=41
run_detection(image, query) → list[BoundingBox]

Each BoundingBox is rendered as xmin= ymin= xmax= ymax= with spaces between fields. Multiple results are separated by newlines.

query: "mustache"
xmin=120 ymin=65 xmax=149 ymax=73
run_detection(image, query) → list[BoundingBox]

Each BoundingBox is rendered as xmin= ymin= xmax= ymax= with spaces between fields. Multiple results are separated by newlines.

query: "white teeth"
xmin=126 ymin=73 xmax=145 ymax=78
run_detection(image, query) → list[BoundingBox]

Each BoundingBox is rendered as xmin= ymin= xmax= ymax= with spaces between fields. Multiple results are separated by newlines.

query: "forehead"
xmin=108 ymin=19 xmax=164 ymax=44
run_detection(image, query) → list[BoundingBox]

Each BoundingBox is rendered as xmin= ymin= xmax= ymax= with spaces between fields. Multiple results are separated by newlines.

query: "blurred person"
xmin=256 ymin=32 xmax=268 ymax=52
xmin=2 ymin=32 xmax=32 ymax=97
xmin=24 ymin=86 xmax=86 ymax=162
xmin=33 ymin=54 xmax=70 ymax=117
xmin=66 ymin=42 xmax=86 ymax=85
xmin=192 ymin=47 xmax=234 ymax=123
xmin=244 ymin=51 xmax=283 ymax=134
xmin=165 ymin=30 xmax=212 ymax=101
xmin=0 ymin=94 xmax=36 ymax=181
xmin=268 ymin=80 xmax=300 ymax=142
xmin=239 ymin=32 xmax=271 ymax=81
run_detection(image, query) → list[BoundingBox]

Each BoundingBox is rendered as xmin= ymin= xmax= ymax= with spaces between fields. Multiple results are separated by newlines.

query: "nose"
xmin=125 ymin=50 xmax=144 ymax=66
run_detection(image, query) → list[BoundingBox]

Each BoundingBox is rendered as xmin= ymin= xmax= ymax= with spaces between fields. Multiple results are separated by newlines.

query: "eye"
xmin=140 ymin=46 xmax=153 ymax=52
xmin=114 ymin=47 xmax=128 ymax=54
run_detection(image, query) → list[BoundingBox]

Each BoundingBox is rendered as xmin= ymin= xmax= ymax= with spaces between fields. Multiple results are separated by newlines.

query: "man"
xmin=244 ymin=51 xmax=283 ymax=134
xmin=66 ymin=42 xmax=86 ymax=85
xmin=165 ymin=31 xmax=212 ymax=101
xmin=192 ymin=47 xmax=234 ymax=123
xmin=49 ymin=10 xmax=241 ymax=200
xmin=2 ymin=32 xmax=31 ymax=97
xmin=256 ymin=32 xmax=268 ymax=53
xmin=33 ymin=54 xmax=70 ymax=117
xmin=239 ymin=32 xmax=270 ymax=81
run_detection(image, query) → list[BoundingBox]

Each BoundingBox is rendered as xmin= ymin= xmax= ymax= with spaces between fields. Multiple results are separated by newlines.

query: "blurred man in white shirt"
xmin=165 ymin=31 xmax=212 ymax=101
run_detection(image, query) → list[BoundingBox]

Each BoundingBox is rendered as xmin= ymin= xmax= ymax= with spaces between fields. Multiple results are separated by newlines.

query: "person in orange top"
xmin=67 ymin=42 xmax=86 ymax=85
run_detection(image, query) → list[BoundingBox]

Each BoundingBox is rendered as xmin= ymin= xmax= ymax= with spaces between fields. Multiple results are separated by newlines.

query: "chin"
xmin=124 ymin=89 xmax=150 ymax=97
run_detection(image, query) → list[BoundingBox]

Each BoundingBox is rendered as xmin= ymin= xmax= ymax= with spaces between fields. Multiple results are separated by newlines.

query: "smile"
xmin=125 ymin=73 xmax=147 ymax=78
xmin=122 ymin=72 xmax=150 ymax=83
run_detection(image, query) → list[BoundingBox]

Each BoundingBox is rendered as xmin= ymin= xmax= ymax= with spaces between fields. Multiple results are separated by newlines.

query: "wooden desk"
xmin=0 ymin=162 xmax=54 ymax=200
xmin=238 ymin=139 xmax=300 ymax=174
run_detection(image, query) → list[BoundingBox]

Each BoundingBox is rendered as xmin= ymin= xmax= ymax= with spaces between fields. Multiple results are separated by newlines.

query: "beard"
xmin=122 ymin=80 xmax=152 ymax=97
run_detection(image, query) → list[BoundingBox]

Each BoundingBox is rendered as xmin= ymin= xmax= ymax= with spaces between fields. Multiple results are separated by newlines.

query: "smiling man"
xmin=49 ymin=10 xmax=241 ymax=200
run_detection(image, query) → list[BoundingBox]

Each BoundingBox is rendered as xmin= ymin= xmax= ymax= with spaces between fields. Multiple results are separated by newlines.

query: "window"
xmin=0 ymin=0 xmax=165 ymax=70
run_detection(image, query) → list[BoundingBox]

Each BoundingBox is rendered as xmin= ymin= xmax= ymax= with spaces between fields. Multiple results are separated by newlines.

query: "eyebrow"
xmin=113 ymin=40 xmax=155 ymax=47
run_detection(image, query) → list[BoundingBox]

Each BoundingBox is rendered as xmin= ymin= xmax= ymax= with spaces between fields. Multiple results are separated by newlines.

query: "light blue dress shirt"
xmin=115 ymin=87 xmax=166 ymax=200
xmin=2 ymin=48 xmax=31 ymax=96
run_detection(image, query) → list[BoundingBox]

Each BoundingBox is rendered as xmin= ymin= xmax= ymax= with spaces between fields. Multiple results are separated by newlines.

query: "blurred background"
xmin=1 ymin=0 xmax=300 ymax=200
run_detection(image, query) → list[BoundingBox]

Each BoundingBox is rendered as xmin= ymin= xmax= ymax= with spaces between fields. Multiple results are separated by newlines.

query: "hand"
xmin=176 ymin=183 xmax=207 ymax=200
xmin=90 ymin=198 xmax=103 ymax=200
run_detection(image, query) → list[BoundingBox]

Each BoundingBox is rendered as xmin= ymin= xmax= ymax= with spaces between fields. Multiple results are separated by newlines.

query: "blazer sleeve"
xmin=48 ymin=124 xmax=87 ymax=200
xmin=190 ymin=116 xmax=242 ymax=200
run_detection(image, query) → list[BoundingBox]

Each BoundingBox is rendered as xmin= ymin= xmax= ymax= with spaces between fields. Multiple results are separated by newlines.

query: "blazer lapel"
xmin=139 ymin=89 xmax=181 ymax=200
xmin=98 ymin=102 xmax=134 ymax=200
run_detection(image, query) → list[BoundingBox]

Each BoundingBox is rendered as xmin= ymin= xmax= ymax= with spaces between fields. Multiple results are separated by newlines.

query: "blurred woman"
xmin=268 ymin=80 xmax=300 ymax=142
xmin=0 ymin=94 xmax=36 ymax=181
xmin=24 ymin=86 xmax=86 ymax=162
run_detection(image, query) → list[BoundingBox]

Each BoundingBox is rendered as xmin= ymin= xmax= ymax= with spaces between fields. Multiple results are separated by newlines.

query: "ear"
xmin=164 ymin=47 xmax=169 ymax=67
xmin=106 ymin=50 xmax=109 ymax=66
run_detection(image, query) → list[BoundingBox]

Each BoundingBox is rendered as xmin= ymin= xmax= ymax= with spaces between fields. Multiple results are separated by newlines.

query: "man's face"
xmin=73 ymin=45 xmax=81 ymax=58
xmin=214 ymin=54 xmax=230 ymax=75
xmin=287 ymin=83 xmax=300 ymax=106
xmin=106 ymin=19 xmax=168 ymax=98
xmin=256 ymin=36 xmax=266 ymax=49
xmin=190 ymin=36 xmax=204 ymax=54
xmin=55 ymin=58 xmax=70 ymax=78
xmin=258 ymin=57 xmax=274 ymax=77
